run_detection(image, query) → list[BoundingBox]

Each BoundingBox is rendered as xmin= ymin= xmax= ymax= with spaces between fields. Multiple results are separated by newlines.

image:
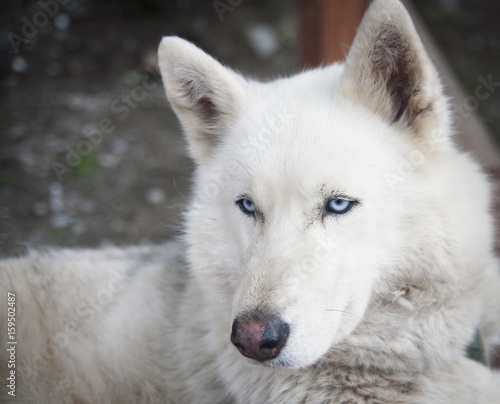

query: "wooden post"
xmin=299 ymin=0 xmax=370 ymax=68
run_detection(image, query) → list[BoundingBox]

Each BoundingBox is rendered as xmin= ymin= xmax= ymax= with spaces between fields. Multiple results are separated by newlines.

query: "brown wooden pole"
xmin=299 ymin=0 xmax=370 ymax=68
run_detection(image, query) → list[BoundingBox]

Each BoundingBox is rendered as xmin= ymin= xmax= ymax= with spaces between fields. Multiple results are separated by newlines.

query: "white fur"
xmin=2 ymin=0 xmax=500 ymax=402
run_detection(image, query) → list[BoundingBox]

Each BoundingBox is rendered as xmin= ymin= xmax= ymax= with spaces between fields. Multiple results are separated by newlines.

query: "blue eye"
xmin=326 ymin=198 xmax=354 ymax=214
xmin=237 ymin=198 xmax=255 ymax=215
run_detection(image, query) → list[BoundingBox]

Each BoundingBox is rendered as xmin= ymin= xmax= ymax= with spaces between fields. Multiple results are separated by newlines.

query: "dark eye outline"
xmin=324 ymin=196 xmax=358 ymax=215
xmin=236 ymin=197 xmax=256 ymax=216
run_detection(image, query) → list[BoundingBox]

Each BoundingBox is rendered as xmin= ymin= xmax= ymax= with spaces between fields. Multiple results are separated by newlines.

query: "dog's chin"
xmin=248 ymin=357 xmax=306 ymax=370
xmin=246 ymin=357 xmax=295 ymax=369
xmin=248 ymin=350 xmax=324 ymax=370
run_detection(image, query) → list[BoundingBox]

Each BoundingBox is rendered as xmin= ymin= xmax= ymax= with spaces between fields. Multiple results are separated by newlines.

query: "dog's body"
xmin=2 ymin=0 xmax=500 ymax=402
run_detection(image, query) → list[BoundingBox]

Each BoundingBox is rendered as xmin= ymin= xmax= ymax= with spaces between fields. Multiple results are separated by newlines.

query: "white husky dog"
xmin=2 ymin=0 xmax=500 ymax=402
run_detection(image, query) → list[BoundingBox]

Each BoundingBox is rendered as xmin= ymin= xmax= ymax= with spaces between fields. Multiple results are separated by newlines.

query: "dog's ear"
xmin=342 ymin=0 xmax=448 ymax=137
xmin=158 ymin=37 xmax=247 ymax=162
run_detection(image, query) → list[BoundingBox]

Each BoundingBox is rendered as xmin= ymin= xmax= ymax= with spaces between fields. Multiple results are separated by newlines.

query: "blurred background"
xmin=0 ymin=0 xmax=499 ymax=257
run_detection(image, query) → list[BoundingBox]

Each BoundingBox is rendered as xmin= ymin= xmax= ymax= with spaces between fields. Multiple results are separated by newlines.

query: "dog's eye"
xmin=236 ymin=198 xmax=255 ymax=216
xmin=326 ymin=198 xmax=355 ymax=214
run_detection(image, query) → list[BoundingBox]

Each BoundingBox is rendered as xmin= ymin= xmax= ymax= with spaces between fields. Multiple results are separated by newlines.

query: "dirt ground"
xmin=0 ymin=0 xmax=499 ymax=258
xmin=0 ymin=0 xmax=297 ymax=256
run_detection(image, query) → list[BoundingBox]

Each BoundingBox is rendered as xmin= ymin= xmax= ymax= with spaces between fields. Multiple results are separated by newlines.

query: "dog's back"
xmin=0 ymin=243 xmax=186 ymax=403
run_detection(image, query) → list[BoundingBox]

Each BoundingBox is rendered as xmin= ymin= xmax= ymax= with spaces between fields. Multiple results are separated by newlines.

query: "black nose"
xmin=230 ymin=315 xmax=289 ymax=362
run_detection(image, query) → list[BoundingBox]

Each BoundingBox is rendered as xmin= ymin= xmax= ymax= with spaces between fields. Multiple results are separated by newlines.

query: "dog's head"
xmin=158 ymin=0 xmax=493 ymax=369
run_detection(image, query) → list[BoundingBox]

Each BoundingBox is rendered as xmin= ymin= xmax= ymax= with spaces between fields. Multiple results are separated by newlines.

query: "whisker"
xmin=172 ymin=177 xmax=187 ymax=200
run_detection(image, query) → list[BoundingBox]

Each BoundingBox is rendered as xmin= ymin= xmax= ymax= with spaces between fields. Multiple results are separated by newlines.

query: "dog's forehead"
xmin=229 ymin=98 xmax=398 ymax=171
xmin=209 ymin=69 xmax=417 ymax=200
xmin=216 ymin=110 xmax=400 ymax=204
xmin=240 ymin=72 xmax=397 ymax=151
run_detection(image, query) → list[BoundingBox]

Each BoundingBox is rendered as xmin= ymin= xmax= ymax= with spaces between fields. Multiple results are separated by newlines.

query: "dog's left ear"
xmin=342 ymin=0 xmax=449 ymax=137
xmin=158 ymin=36 xmax=247 ymax=162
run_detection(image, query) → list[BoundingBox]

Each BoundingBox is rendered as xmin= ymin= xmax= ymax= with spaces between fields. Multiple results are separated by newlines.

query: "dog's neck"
xmin=322 ymin=284 xmax=484 ymax=375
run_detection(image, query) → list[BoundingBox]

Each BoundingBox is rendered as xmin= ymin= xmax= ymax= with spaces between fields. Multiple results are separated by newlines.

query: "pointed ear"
xmin=342 ymin=0 xmax=449 ymax=137
xmin=158 ymin=36 xmax=247 ymax=162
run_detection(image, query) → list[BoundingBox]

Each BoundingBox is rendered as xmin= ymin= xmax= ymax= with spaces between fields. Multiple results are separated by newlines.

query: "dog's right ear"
xmin=158 ymin=37 xmax=247 ymax=162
